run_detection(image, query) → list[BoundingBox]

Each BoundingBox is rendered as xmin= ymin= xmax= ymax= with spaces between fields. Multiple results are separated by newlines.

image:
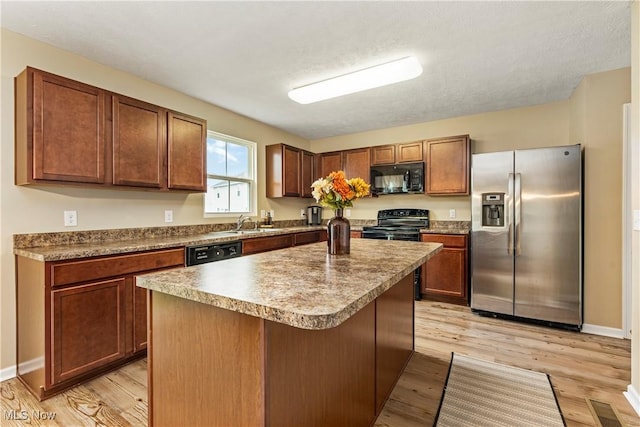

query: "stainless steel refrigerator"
xmin=470 ymin=145 xmax=582 ymax=328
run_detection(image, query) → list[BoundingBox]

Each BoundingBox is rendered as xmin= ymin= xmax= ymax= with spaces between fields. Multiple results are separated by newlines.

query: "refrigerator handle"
xmin=514 ymin=173 xmax=522 ymax=256
xmin=507 ymin=173 xmax=514 ymax=255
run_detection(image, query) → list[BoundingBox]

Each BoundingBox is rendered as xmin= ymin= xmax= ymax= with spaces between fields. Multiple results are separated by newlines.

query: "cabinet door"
xmin=113 ymin=96 xmax=165 ymax=188
xmin=242 ymin=235 xmax=294 ymax=255
xmin=283 ymin=145 xmax=302 ymax=197
xmin=52 ymin=278 xmax=127 ymax=384
xmin=31 ymin=69 xmax=106 ymax=183
xmin=167 ymin=112 xmax=207 ymax=191
xmin=426 ymin=135 xmax=470 ymax=195
xmin=343 ymin=148 xmax=371 ymax=181
xmin=371 ymin=145 xmax=395 ymax=165
xmin=397 ymin=141 xmax=423 ymax=163
xmin=133 ymin=284 xmax=148 ymax=353
xmin=317 ymin=152 xmax=342 ymax=178
xmin=301 ymin=150 xmax=315 ymax=198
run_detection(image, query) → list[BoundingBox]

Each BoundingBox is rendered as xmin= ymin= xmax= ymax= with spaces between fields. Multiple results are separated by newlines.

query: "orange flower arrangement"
xmin=311 ymin=170 xmax=370 ymax=210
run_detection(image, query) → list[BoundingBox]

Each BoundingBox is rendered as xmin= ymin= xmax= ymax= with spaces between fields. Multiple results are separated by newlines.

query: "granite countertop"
xmin=14 ymin=226 xmax=325 ymax=262
xmin=137 ymin=239 xmax=442 ymax=330
xmin=420 ymin=227 xmax=470 ymax=235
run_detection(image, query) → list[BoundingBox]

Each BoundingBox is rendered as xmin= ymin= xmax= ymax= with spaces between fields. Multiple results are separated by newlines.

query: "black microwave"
xmin=370 ymin=162 xmax=424 ymax=195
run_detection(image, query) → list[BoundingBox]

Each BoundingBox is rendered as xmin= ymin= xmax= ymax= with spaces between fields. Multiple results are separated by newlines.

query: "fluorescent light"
xmin=288 ymin=56 xmax=423 ymax=104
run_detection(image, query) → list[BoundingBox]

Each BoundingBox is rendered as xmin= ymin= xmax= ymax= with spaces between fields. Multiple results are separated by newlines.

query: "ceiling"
xmin=1 ymin=1 xmax=631 ymax=140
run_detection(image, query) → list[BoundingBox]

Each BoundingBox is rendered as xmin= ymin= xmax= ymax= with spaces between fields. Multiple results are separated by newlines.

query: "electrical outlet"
xmin=449 ymin=209 xmax=456 ymax=219
xmin=300 ymin=209 xmax=306 ymax=218
xmin=634 ymin=210 xmax=640 ymax=231
xmin=345 ymin=208 xmax=352 ymax=217
xmin=64 ymin=210 xmax=77 ymax=227
xmin=260 ymin=209 xmax=266 ymax=219
xmin=269 ymin=210 xmax=275 ymax=218
xmin=164 ymin=210 xmax=173 ymax=223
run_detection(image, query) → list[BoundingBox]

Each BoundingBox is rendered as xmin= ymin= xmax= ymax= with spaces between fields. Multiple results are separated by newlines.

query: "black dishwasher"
xmin=185 ymin=241 xmax=242 ymax=266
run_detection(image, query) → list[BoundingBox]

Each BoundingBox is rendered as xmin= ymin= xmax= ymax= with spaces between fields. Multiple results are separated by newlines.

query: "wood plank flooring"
xmin=2 ymin=301 xmax=638 ymax=426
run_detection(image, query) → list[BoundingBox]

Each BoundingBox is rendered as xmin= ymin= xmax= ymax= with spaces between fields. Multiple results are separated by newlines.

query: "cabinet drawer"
xmin=242 ymin=235 xmax=294 ymax=255
xmin=420 ymin=233 xmax=467 ymax=248
xmin=51 ymin=248 xmax=185 ymax=287
xmin=293 ymin=231 xmax=322 ymax=246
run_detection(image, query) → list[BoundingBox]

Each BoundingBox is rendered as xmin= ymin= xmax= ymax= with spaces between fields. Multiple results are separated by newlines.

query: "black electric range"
xmin=362 ymin=209 xmax=429 ymax=300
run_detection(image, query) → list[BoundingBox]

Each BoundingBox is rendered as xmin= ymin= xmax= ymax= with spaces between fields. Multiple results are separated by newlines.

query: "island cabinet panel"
xmin=293 ymin=230 xmax=326 ymax=246
xmin=167 ymin=112 xmax=207 ymax=191
xmin=425 ymin=135 xmax=470 ymax=195
xmin=112 ymin=96 xmax=165 ymax=188
xmin=316 ymin=151 xmax=342 ymax=178
xmin=265 ymin=302 xmax=376 ymax=427
xmin=375 ymin=273 xmax=414 ymax=412
xmin=15 ymin=67 xmax=106 ymax=185
xmin=420 ymin=233 xmax=469 ymax=305
xmin=16 ymin=248 xmax=184 ymax=400
xmin=149 ymin=292 xmax=265 ymax=427
xmin=52 ymin=278 xmax=127 ymax=384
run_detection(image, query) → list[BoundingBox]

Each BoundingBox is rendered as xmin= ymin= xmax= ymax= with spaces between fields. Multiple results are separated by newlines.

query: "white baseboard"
xmin=624 ymin=384 xmax=640 ymax=416
xmin=581 ymin=323 xmax=626 ymax=339
xmin=0 ymin=365 xmax=17 ymax=382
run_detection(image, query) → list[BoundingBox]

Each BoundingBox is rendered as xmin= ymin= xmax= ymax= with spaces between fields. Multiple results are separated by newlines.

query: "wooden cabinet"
xmin=113 ymin=95 xmax=165 ymax=188
xmin=342 ymin=148 xmax=371 ymax=180
xmin=420 ymin=234 xmax=468 ymax=305
xmin=350 ymin=230 xmax=362 ymax=238
xmin=243 ymin=230 xmax=327 ymax=255
xmin=266 ymin=144 xmax=314 ymax=198
xmin=316 ymin=151 xmax=342 ymax=179
xmin=397 ymin=141 xmax=423 ymax=163
xmin=15 ymin=67 xmax=106 ymax=185
xmin=15 ymin=67 xmax=206 ymax=192
xmin=371 ymin=141 xmax=422 ymax=165
xmin=16 ymin=247 xmax=184 ymax=400
xmin=425 ymin=135 xmax=470 ymax=195
xmin=371 ymin=145 xmax=396 ymax=165
xmin=52 ymin=278 xmax=127 ymax=384
xmin=167 ymin=112 xmax=207 ymax=191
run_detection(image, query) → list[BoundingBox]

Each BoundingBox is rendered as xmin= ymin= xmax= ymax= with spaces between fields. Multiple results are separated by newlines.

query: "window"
xmin=204 ymin=131 xmax=256 ymax=215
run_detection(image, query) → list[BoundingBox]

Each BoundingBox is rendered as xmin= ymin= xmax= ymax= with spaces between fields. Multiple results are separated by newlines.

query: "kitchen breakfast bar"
xmin=136 ymin=239 xmax=442 ymax=427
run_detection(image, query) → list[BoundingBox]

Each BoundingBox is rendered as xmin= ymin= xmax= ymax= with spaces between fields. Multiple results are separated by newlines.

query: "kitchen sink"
xmin=210 ymin=229 xmax=282 ymax=236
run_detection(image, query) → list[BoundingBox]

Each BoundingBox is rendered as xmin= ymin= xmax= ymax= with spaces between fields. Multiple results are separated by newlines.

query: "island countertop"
xmin=136 ymin=239 xmax=442 ymax=330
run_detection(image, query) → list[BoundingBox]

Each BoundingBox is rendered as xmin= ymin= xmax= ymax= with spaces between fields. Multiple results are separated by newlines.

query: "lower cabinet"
xmin=420 ymin=234 xmax=469 ymax=305
xmin=16 ymin=247 xmax=184 ymax=400
xmin=242 ymin=230 xmax=327 ymax=255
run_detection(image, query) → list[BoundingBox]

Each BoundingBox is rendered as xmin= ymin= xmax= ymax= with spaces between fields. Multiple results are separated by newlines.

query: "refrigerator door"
xmin=513 ymin=145 xmax=582 ymax=326
xmin=471 ymin=151 xmax=515 ymax=315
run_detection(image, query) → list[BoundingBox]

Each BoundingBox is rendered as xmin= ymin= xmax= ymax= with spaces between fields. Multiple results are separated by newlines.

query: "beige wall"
xmin=631 ymin=0 xmax=639 ymax=397
xmin=0 ymin=29 xmax=312 ymax=371
xmin=313 ymin=68 xmax=630 ymax=330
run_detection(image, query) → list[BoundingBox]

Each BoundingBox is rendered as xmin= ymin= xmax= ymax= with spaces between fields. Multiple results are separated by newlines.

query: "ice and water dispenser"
xmin=481 ymin=193 xmax=505 ymax=227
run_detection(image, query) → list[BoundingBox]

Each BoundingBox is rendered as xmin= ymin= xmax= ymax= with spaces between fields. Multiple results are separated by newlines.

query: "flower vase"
xmin=327 ymin=208 xmax=350 ymax=255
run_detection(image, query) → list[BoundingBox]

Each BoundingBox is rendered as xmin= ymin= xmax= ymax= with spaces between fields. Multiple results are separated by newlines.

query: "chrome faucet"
xmin=236 ymin=214 xmax=250 ymax=231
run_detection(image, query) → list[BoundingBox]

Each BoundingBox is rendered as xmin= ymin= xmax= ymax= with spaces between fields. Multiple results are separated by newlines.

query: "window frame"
xmin=204 ymin=130 xmax=257 ymax=218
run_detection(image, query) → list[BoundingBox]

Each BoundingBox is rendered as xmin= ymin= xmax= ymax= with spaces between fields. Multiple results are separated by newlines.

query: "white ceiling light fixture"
xmin=288 ymin=56 xmax=423 ymax=104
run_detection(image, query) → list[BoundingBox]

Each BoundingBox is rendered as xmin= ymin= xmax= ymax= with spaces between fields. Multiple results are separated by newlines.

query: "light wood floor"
xmin=1 ymin=301 xmax=638 ymax=426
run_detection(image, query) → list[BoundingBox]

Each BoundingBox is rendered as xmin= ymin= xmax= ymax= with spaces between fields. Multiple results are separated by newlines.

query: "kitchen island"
xmin=136 ymin=239 xmax=442 ymax=427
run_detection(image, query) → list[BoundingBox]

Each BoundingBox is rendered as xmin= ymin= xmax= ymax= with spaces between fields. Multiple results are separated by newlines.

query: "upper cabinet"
xmin=15 ymin=67 xmax=207 ymax=192
xmin=166 ymin=112 xmax=207 ymax=191
xmin=316 ymin=151 xmax=342 ymax=179
xmin=266 ymin=143 xmax=314 ymax=198
xmin=15 ymin=68 xmax=106 ymax=185
xmin=342 ymin=148 xmax=371 ymax=181
xmin=371 ymin=141 xmax=423 ymax=165
xmin=425 ymin=135 xmax=470 ymax=195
